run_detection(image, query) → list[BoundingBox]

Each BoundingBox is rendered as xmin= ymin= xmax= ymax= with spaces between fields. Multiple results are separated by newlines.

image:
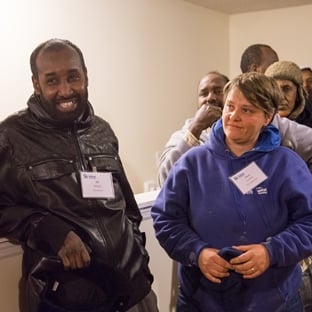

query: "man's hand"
xmin=188 ymin=104 xmax=222 ymax=139
xmin=57 ymin=230 xmax=91 ymax=270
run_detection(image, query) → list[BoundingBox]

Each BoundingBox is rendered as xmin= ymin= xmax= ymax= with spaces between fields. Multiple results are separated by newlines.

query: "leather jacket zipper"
xmin=70 ymin=123 xmax=88 ymax=171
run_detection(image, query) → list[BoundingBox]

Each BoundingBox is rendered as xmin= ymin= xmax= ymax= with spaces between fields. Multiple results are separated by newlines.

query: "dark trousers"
xmin=127 ymin=290 xmax=158 ymax=312
xmin=177 ymin=289 xmax=303 ymax=312
xmin=38 ymin=290 xmax=158 ymax=312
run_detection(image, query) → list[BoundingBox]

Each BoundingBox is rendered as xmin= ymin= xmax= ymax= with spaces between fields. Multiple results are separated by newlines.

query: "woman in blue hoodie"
xmin=152 ymin=72 xmax=312 ymax=312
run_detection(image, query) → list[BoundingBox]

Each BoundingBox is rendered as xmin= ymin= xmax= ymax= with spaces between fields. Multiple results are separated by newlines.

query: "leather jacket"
xmin=0 ymin=95 xmax=153 ymax=312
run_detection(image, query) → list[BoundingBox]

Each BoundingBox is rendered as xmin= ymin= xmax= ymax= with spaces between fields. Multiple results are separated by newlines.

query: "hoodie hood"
xmin=209 ymin=118 xmax=281 ymax=157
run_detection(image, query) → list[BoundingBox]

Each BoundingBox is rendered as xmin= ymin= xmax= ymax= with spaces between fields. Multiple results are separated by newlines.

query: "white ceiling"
xmin=184 ymin=0 xmax=312 ymax=14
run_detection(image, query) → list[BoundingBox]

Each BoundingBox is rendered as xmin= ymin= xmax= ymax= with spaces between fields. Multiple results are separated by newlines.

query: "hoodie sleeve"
xmin=262 ymin=152 xmax=312 ymax=267
xmin=152 ymin=156 xmax=209 ymax=266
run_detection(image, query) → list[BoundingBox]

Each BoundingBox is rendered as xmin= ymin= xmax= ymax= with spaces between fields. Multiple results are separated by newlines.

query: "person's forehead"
xmin=199 ymin=74 xmax=226 ymax=88
xmin=275 ymin=79 xmax=296 ymax=86
xmin=36 ymin=46 xmax=81 ymax=72
xmin=226 ymin=87 xmax=250 ymax=103
xmin=302 ymin=69 xmax=312 ymax=76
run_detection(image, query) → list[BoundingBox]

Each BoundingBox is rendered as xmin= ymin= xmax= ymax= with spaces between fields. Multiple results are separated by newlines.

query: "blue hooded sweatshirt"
xmin=152 ymin=119 xmax=312 ymax=311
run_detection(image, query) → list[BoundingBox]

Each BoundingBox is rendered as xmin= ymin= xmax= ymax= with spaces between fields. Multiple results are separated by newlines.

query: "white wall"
xmin=229 ymin=4 xmax=312 ymax=77
xmin=0 ymin=253 xmax=22 ymax=312
xmin=0 ymin=0 xmax=228 ymax=193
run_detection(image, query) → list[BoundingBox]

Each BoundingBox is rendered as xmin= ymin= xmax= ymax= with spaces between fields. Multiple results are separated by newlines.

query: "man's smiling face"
xmin=32 ymin=45 xmax=88 ymax=122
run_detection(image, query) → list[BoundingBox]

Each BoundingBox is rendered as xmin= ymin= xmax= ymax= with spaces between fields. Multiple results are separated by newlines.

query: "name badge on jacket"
xmin=80 ymin=172 xmax=115 ymax=198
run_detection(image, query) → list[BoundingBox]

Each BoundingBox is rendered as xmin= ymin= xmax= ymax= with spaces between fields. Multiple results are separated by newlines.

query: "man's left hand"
xmin=57 ymin=230 xmax=91 ymax=270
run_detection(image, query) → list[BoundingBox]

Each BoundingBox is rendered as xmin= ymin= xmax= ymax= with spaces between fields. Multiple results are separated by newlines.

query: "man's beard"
xmin=39 ymin=90 xmax=89 ymax=123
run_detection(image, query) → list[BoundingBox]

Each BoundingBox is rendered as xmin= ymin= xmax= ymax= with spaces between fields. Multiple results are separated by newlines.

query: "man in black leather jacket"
xmin=0 ymin=39 xmax=158 ymax=312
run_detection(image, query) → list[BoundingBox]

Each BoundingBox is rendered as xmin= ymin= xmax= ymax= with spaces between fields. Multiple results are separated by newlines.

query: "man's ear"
xmin=32 ymin=76 xmax=40 ymax=95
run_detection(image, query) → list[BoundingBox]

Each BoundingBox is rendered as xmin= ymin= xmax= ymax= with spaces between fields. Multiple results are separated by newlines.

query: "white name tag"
xmin=80 ymin=172 xmax=115 ymax=198
xmin=229 ymin=162 xmax=268 ymax=195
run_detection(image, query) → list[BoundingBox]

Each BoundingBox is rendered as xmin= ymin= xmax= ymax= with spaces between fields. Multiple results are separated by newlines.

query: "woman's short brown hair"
xmin=224 ymin=72 xmax=281 ymax=117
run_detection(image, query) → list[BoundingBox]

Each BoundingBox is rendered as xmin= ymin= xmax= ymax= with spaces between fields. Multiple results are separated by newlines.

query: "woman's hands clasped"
xmin=198 ymin=244 xmax=270 ymax=283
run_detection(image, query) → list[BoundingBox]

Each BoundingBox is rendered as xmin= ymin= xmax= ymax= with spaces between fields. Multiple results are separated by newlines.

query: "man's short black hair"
xmin=206 ymin=71 xmax=230 ymax=84
xmin=30 ymin=38 xmax=87 ymax=79
xmin=240 ymin=44 xmax=274 ymax=73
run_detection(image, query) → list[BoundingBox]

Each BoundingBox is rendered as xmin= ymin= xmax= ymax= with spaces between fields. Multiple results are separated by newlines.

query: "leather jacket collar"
xmin=27 ymin=94 xmax=93 ymax=129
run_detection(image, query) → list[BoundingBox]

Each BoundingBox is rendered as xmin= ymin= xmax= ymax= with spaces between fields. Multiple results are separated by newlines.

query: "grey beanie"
xmin=265 ymin=61 xmax=305 ymax=120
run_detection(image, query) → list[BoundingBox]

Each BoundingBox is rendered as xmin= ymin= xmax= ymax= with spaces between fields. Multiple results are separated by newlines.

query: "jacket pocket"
xmin=28 ymin=159 xmax=75 ymax=181
xmin=86 ymin=154 xmax=120 ymax=172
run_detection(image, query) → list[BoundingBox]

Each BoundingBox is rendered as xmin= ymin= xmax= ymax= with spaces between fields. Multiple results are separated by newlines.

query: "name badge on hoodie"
xmin=80 ymin=172 xmax=115 ymax=198
xmin=229 ymin=162 xmax=268 ymax=195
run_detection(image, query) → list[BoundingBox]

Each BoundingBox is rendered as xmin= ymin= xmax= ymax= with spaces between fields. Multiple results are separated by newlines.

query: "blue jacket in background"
xmin=152 ymin=119 xmax=312 ymax=311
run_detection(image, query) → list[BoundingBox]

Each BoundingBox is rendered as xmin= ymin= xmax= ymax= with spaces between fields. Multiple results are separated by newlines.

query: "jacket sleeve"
xmin=157 ymin=119 xmax=212 ymax=187
xmin=157 ymin=130 xmax=193 ymax=187
xmin=272 ymin=114 xmax=312 ymax=172
xmin=0 ymin=141 xmax=74 ymax=254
